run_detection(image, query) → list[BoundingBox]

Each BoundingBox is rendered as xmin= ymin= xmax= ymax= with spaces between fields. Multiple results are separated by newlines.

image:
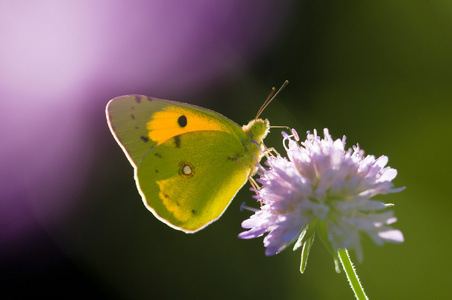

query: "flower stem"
xmin=338 ymin=249 xmax=368 ymax=300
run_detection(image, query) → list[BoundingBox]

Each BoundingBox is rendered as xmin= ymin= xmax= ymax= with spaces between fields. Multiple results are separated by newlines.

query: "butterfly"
xmin=106 ymin=83 xmax=286 ymax=233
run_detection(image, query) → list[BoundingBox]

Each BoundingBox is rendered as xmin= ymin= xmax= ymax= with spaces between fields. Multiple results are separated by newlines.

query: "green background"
xmin=2 ymin=1 xmax=452 ymax=299
xmin=82 ymin=2 xmax=452 ymax=299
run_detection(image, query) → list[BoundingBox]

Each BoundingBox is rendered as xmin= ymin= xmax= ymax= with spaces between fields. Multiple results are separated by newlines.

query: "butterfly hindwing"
xmin=137 ymin=130 xmax=251 ymax=232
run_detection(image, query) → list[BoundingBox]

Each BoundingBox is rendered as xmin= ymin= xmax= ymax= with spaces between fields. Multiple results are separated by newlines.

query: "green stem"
xmin=338 ymin=249 xmax=368 ymax=300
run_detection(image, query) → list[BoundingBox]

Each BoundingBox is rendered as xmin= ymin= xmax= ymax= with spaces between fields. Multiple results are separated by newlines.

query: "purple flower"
xmin=239 ymin=128 xmax=404 ymax=268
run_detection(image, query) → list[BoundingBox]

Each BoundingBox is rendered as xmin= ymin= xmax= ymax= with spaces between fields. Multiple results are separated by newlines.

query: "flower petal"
xmin=239 ymin=128 xmax=404 ymax=268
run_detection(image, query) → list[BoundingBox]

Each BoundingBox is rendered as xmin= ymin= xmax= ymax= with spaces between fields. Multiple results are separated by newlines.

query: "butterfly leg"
xmin=262 ymin=144 xmax=280 ymax=157
xmin=247 ymin=174 xmax=264 ymax=207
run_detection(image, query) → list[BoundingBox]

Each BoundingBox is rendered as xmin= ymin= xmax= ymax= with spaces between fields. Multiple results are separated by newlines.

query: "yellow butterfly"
xmin=106 ymin=83 xmax=285 ymax=233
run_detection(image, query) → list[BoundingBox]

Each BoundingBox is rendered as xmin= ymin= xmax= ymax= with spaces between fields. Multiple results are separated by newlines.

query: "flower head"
xmin=239 ymin=128 xmax=404 ymax=269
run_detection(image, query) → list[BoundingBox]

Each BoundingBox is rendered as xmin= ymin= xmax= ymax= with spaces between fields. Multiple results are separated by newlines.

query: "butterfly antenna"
xmin=255 ymin=80 xmax=289 ymax=120
xmin=256 ymin=88 xmax=276 ymax=120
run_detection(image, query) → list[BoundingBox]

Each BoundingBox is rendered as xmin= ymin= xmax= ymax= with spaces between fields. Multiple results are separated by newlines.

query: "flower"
xmin=239 ymin=128 xmax=404 ymax=269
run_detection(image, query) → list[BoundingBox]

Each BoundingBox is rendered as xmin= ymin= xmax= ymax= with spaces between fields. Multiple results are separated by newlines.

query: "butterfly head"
xmin=243 ymin=118 xmax=270 ymax=145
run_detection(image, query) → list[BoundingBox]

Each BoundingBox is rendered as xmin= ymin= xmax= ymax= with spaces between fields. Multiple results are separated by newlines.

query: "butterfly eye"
xmin=179 ymin=162 xmax=194 ymax=178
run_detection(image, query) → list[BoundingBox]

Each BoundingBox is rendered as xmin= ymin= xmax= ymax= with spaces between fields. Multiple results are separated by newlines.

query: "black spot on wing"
xmin=178 ymin=115 xmax=187 ymax=127
xmin=174 ymin=136 xmax=181 ymax=148
xmin=154 ymin=153 xmax=162 ymax=158
xmin=134 ymin=95 xmax=141 ymax=103
xmin=191 ymin=209 xmax=196 ymax=214
xmin=131 ymin=114 xmax=135 ymax=120
xmin=141 ymin=136 xmax=149 ymax=143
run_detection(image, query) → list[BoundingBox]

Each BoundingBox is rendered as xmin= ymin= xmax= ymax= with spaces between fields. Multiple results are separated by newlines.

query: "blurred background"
xmin=1 ymin=1 xmax=451 ymax=299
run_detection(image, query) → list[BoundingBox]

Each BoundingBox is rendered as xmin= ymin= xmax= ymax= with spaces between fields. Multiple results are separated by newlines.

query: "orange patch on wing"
xmin=147 ymin=106 xmax=231 ymax=145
